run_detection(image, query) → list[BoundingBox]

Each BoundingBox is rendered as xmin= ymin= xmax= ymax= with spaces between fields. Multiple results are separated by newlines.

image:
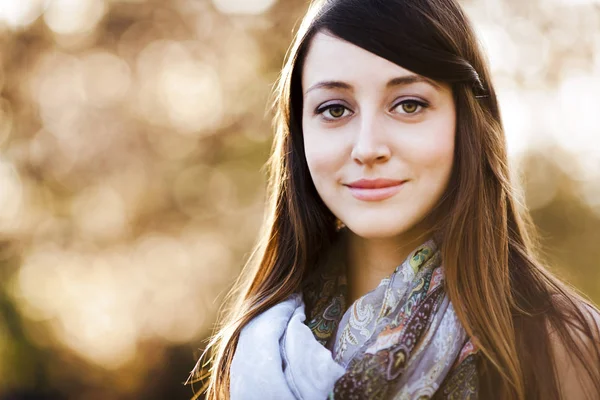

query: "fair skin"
xmin=551 ymin=307 xmax=600 ymax=399
xmin=301 ymin=32 xmax=456 ymax=304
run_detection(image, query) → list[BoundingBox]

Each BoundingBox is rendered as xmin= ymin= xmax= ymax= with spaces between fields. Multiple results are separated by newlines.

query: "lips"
xmin=345 ymin=179 xmax=406 ymax=201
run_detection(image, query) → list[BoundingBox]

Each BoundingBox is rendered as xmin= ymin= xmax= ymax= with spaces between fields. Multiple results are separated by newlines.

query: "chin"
xmin=343 ymin=217 xmax=420 ymax=239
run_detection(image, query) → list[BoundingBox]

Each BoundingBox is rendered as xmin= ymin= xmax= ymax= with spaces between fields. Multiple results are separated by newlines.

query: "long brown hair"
xmin=191 ymin=0 xmax=600 ymax=398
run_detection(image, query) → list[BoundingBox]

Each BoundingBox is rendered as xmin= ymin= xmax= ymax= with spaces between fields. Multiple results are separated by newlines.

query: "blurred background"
xmin=0 ymin=0 xmax=598 ymax=398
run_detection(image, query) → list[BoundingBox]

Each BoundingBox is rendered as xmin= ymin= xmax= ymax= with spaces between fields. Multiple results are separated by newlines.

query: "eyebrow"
xmin=304 ymin=74 xmax=441 ymax=95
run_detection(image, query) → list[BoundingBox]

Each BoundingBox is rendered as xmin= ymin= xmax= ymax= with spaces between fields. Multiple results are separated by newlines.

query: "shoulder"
xmin=549 ymin=300 xmax=600 ymax=399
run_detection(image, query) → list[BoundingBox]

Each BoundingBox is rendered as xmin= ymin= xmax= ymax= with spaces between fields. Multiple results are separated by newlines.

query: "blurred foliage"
xmin=0 ymin=0 xmax=598 ymax=398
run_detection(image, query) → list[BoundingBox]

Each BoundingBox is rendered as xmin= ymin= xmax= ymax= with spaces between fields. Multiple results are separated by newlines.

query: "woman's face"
xmin=301 ymin=32 xmax=456 ymax=239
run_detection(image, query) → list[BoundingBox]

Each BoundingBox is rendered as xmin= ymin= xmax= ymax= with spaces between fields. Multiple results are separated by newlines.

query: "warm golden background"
xmin=0 ymin=0 xmax=598 ymax=398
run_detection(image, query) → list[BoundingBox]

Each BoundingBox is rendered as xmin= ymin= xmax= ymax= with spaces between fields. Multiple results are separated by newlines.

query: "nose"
xmin=351 ymin=114 xmax=391 ymax=165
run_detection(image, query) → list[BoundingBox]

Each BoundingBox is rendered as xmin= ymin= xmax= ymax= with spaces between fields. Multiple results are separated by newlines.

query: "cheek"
xmin=304 ymin=138 xmax=328 ymax=173
xmin=303 ymin=130 xmax=346 ymax=185
xmin=422 ymin=134 xmax=454 ymax=172
xmin=418 ymin=114 xmax=455 ymax=176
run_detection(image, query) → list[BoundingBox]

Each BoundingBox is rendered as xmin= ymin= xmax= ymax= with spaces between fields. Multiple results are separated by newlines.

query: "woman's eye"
xmin=393 ymin=99 xmax=428 ymax=115
xmin=316 ymin=104 xmax=353 ymax=121
xmin=328 ymin=106 xmax=346 ymax=118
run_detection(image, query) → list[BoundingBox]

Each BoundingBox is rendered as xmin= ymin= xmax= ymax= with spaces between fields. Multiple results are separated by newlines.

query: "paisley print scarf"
xmin=230 ymin=238 xmax=480 ymax=400
xmin=303 ymin=238 xmax=480 ymax=399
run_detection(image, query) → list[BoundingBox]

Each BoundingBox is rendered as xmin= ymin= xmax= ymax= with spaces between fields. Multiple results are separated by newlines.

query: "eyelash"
xmin=315 ymin=99 xmax=430 ymax=121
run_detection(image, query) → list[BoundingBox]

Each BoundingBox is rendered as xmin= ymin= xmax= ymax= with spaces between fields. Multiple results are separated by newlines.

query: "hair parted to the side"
xmin=189 ymin=1 xmax=600 ymax=399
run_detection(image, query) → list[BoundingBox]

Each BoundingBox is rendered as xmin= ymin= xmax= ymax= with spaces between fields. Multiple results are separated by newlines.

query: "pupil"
xmin=403 ymin=103 xmax=417 ymax=113
xmin=330 ymin=107 xmax=344 ymax=117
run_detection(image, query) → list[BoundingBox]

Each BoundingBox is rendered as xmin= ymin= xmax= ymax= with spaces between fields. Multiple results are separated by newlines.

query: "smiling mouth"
xmin=344 ymin=179 xmax=407 ymax=201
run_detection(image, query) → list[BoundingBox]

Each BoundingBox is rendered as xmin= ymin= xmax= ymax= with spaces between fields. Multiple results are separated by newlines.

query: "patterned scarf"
xmin=303 ymin=238 xmax=480 ymax=399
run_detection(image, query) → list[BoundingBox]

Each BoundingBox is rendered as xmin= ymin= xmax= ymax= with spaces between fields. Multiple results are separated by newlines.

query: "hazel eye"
xmin=328 ymin=106 xmax=346 ymax=118
xmin=393 ymin=99 xmax=429 ymax=115
xmin=316 ymin=103 xmax=353 ymax=121
xmin=401 ymin=102 xmax=418 ymax=113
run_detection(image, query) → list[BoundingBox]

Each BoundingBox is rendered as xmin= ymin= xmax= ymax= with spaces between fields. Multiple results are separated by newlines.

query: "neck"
xmin=343 ymin=229 xmax=431 ymax=306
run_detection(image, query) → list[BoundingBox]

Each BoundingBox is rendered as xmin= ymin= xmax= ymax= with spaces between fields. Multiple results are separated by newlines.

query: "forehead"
xmin=301 ymin=32 xmax=418 ymax=89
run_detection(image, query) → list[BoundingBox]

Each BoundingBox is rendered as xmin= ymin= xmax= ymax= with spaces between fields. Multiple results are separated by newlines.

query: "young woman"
xmin=191 ymin=0 xmax=600 ymax=398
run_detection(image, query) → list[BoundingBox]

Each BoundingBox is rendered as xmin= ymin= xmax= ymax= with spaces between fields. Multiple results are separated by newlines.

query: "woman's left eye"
xmin=392 ymin=99 xmax=429 ymax=115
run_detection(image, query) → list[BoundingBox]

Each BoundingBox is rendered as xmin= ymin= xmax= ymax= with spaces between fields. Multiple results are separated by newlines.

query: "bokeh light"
xmin=0 ymin=0 xmax=46 ymax=30
xmin=43 ymin=0 xmax=107 ymax=36
xmin=211 ymin=0 xmax=277 ymax=15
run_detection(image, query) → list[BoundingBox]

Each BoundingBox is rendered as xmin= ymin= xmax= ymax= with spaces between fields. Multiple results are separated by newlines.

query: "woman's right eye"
xmin=316 ymin=104 xmax=353 ymax=121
